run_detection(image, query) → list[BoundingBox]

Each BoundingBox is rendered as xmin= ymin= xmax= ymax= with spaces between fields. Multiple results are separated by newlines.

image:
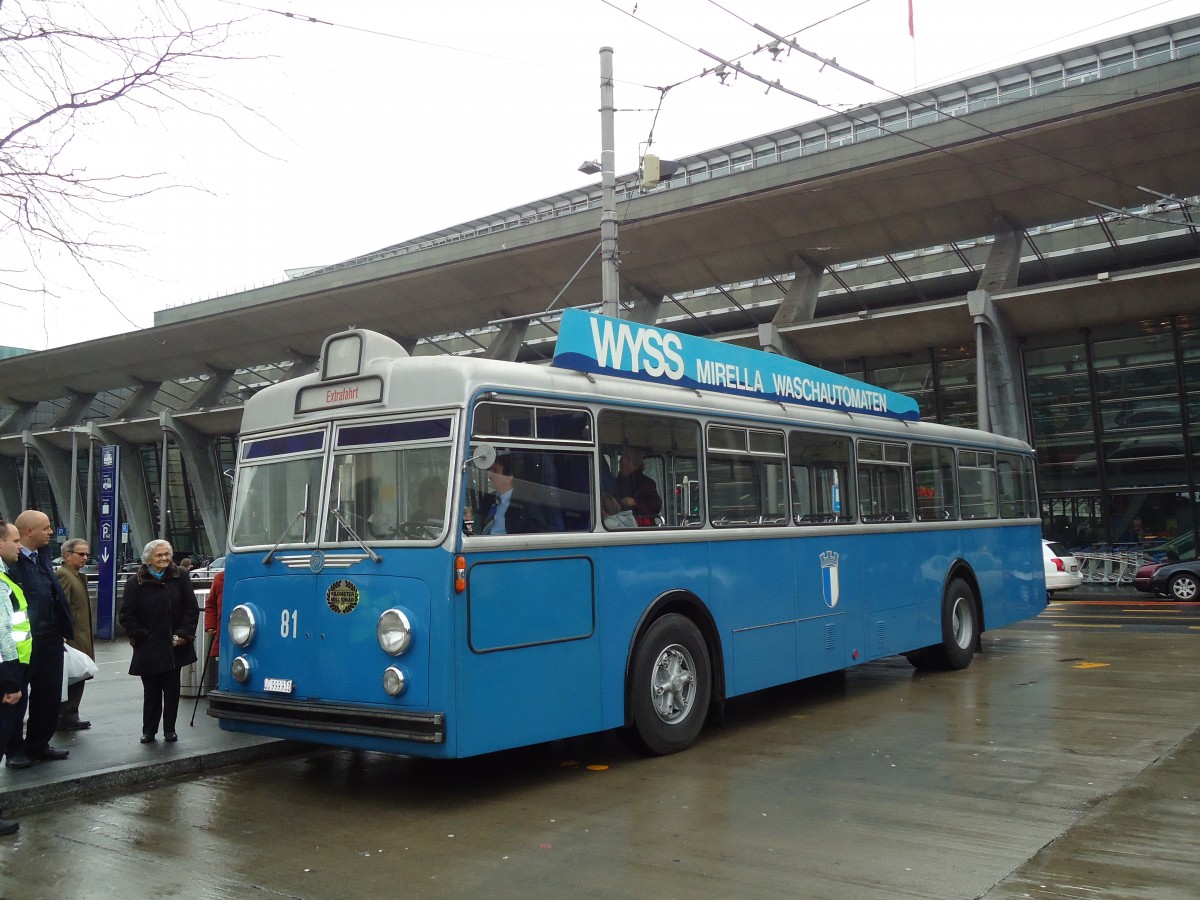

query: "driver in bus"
xmin=477 ymin=454 xmax=547 ymax=534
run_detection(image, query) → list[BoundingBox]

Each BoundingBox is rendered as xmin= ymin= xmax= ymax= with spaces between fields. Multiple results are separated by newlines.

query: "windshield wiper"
xmin=329 ymin=507 xmax=382 ymax=563
xmin=263 ymin=487 xmax=311 ymax=565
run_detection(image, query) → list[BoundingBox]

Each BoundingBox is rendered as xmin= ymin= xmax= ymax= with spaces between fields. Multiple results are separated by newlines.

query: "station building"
xmin=3 ymin=14 xmax=1200 ymax=559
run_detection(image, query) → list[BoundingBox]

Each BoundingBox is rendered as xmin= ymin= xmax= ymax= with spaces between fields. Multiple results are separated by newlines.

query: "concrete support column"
xmin=966 ymin=217 xmax=1029 ymax=440
xmin=0 ymin=457 xmax=23 ymax=522
xmin=757 ymin=323 xmax=801 ymax=360
xmin=182 ymin=370 xmax=235 ymax=412
xmin=114 ymin=381 xmax=163 ymax=420
xmin=283 ymin=353 xmax=319 ymax=382
xmin=967 ymin=289 xmax=1029 ymax=441
xmin=20 ymin=430 xmax=83 ymax=537
xmin=483 ymin=321 xmax=530 ymax=361
xmin=623 ymin=285 xmax=663 ymax=326
xmin=977 ymin=216 xmax=1024 ymax=293
xmin=49 ymin=392 xmax=97 ymax=428
xmin=160 ymin=412 xmax=229 ymax=556
xmin=771 ymin=255 xmax=825 ymax=327
xmin=0 ymin=401 xmax=41 ymax=435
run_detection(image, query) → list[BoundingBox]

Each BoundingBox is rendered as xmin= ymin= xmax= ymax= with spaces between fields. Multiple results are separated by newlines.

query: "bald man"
xmin=4 ymin=510 xmax=74 ymax=767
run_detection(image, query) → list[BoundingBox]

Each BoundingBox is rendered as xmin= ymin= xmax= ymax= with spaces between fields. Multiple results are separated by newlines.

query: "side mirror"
xmin=467 ymin=443 xmax=497 ymax=471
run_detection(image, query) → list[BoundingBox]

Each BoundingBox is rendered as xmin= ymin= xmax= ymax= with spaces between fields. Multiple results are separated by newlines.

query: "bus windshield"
xmin=324 ymin=416 xmax=457 ymax=542
xmin=326 ymin=443 xmax=453 ymax=541
xmin=231 ymin=455 xmax=323 ymax=548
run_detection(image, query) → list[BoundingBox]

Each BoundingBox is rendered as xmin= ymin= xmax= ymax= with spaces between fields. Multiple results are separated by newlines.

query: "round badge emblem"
xmin=309 ymin=550 xmax=325 ymax=574
xmin=326 ymin=579 xmax=360 ymax=614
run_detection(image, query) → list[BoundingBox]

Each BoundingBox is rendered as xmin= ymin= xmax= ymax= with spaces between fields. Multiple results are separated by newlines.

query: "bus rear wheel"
xmin=908 ymin=577 xmax=979 ymax=671
xmin=627 ymin=614 xmax=711 ymax=756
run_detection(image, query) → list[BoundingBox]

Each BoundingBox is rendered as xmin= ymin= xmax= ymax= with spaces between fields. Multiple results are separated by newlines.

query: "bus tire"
xmin=908 ymin=578 xmax=979 ymax=671
xmin=936 ymin=577 xmax=979 ymax=670
xmin=627 ymin=613 xmax=711 ymax=756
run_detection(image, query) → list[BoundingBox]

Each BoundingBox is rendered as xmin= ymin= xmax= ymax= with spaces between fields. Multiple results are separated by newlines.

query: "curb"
xmin=0 ymin=740 xmax=312 ymax=814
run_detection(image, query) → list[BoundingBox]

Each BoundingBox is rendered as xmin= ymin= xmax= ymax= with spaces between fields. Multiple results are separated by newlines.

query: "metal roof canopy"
xmin=3 ymin=56 xmax=1200 ymax=404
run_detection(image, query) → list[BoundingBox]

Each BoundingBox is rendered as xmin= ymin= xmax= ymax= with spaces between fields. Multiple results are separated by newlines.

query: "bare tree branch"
xmin=1 ymin=0 xmax=263 ymax=336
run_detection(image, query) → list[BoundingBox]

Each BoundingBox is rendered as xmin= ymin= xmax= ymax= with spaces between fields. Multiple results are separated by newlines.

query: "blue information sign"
xmin=551 ymin=309 xmax=920 ymax=421
xmin=96 ymin=445 xmax=121 ymax=640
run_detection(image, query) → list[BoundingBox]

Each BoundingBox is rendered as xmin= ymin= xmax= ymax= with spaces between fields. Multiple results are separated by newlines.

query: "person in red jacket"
xmin=203 ymin=569 xmax=224 ymax=664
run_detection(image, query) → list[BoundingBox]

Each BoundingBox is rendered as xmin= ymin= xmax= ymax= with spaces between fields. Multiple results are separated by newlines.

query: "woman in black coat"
xmin=118 ymin=540 xmax=199 ymax=744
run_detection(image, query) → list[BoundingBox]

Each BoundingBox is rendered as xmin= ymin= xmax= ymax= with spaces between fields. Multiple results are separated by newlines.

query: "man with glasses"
xmin=57 ymin=539 xmax=94 ymax=731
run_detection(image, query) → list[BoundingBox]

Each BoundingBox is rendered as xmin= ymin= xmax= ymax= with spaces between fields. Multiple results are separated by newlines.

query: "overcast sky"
xmin=4 ymin=0 xmax=1198 ymax=351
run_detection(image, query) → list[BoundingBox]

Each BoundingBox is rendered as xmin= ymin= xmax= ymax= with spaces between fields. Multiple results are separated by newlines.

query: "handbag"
xmin=64 ymin=644 xmax=99 ymax=684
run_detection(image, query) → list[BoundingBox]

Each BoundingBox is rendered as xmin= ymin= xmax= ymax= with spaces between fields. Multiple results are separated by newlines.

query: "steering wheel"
xmin=397 ymin=521 xmax=439 ymax=539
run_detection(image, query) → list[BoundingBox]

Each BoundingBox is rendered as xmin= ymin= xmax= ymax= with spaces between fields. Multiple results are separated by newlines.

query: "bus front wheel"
xmin=908 ymin=577 xmax=979 ymax=671
xmin=628 ymin=614 xmax=712 ymax=756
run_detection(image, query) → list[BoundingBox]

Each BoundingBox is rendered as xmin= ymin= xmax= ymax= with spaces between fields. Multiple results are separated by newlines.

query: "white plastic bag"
xmin=603 ymin=509 xmax=639 ymax=529
xmin=64 ymin=644 xmax=98 ymax=684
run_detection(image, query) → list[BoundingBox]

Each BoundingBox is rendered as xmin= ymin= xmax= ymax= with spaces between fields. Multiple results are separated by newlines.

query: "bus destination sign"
xmin=296 ymin=376 xmax=384 ymax=414
xmin=551 ymin=309 xmax=920 ymax=421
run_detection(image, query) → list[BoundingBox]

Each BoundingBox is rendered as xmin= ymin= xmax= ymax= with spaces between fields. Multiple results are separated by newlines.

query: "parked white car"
xmin=1043 ymin=540 xmax=1082 ymax=594
xmin=189 ymin=556 xmax=225 ymax=581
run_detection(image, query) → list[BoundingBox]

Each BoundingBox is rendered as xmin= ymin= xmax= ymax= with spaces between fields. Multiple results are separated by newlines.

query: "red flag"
xmin=908 ymin=0 xmax=914 ymax=38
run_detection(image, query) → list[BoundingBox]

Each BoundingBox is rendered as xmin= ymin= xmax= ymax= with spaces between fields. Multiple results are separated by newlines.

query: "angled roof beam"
xmin=112 ymin=380 xmax=162 ymax=420
xmin=48 ymin=391 xmax=98 ymax=428
xmin=771 ymin=255 xmax=825 ymax=327
xmin=181 ymin=369 xmax=236 ymax=412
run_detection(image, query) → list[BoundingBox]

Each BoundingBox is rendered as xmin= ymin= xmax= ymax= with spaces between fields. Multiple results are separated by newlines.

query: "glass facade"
xmin=1027 ymin=321 xmax=1198 ymax=553
xmin=856 ymin=320 xmax=1199 ymax=556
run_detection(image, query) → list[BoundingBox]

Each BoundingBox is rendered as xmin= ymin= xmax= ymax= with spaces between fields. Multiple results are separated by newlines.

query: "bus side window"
xmin=789 ymin=430 xmax=854 ymax=525
xmin=706 ymin=425 xmax=786 ymax=527
xmin=957 ymin=450 xmax=998 ymax=520
xmin=856 ymin=440 xmax=912 ymax=523
xmin=471 ymin=401 xmax=596 ymax=534
xmin=598 ymin=410 xmax=701 ymax=529
xmin=912 ymin=443 xmax=958 ymax=521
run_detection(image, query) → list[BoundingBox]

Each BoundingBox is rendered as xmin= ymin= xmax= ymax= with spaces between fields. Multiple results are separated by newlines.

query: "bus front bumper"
xmin=207 ymin=690 xmax=445 ymax=744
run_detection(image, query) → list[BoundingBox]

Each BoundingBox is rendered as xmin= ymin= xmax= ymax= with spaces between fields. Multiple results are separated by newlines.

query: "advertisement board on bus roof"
xmin=551 ymin=309 xmax=920 ymax=422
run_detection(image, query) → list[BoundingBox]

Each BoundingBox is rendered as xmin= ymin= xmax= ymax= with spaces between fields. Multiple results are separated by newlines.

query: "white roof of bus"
xmin=240 ymin=332 xmax=1029 ymax=453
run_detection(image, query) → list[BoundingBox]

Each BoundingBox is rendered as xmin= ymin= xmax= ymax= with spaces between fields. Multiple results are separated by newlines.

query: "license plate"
xmin=263 ymin=677 xmax=294 ymax=694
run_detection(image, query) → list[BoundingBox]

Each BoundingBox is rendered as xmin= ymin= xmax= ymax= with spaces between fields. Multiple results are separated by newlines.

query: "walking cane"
xmin=189 ymin=636 xmax=214 ymax=727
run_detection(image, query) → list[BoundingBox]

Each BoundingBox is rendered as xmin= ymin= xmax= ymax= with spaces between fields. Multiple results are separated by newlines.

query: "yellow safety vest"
xmin=0 ymin=572 xmax=31 ymax=665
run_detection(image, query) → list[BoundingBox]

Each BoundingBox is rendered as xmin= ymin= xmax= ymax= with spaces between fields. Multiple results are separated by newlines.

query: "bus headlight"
xmin=231 ymin=655 xmax=251 ymax=684
xmin=228 ymin=605 xmax=256 ymax=647
xmin=383 ymin=666 xmax=407 ymax=697
xmin=377 ymin=608 xmax=412 ymax=656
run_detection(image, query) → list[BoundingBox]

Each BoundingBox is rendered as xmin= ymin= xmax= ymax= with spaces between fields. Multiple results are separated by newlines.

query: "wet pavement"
xmin=0 ymin=617 xmax=1196 ymax=898
xmin=0 ymin=638 xmax=301 ymax=815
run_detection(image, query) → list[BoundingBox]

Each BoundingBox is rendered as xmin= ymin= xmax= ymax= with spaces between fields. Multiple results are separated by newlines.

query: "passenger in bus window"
xmin=477 ymin=454 xmax=547 ymax=534
xmin=602 ymin=494 xmax=637 ymax=529
xmin=614 ymin=447 xmax=662 ymax=526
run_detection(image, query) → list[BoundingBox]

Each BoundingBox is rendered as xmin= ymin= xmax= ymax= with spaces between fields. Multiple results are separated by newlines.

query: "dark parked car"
xmin=1133 ymin=559 xmax=1200 ymax=600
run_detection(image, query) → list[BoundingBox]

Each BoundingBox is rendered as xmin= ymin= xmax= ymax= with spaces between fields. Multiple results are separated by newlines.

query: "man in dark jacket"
xmin=5 ymin=510 xmax=74 ymax=768
xmin=476 ymin=454 xmax=548 ymax=535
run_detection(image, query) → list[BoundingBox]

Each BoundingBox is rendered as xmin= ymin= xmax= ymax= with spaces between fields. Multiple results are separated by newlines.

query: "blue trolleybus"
xmin=208 ymin=309 xmax=1047 ymax=757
